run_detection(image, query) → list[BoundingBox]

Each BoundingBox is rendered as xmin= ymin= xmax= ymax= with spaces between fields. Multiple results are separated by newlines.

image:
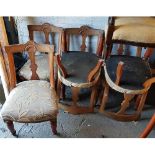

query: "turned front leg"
xmin=6 ymin=121 xmax=16 ymax=136
xmin=99 ymin=82 xmax=109 ymax=112
xmin=50 ymin=119 xmax=57 ymax=135
xmin=90 ymin=85 xmax=98 ymax=111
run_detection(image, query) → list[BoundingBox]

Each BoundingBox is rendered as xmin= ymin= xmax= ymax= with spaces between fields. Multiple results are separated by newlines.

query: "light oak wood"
xmin=0 ymin=46 xmax=9 ymax=97
xmin=115 ymin=61 xmax=124 ymax=85
xmin=63 ymin=25 xmax=104 ymax=56
xmin=140 ymin=113 xmax=155 ymax=138
xmin=0 ymin=17 xmax=9 ymax=98
xmin=136 ymin=47 xmax=142 ymax=57
xmin=28 ymin=23 xmax=64 ymax=54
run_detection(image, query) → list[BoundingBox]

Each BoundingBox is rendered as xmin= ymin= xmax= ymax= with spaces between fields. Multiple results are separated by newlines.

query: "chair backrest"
xmin=3 ymin=41 xmax=55 ymax=91
xmin=105 ymin=17 xmax=155 ymax=59
xmin=63 ymin=25 xmax=104 ymax=57
xmin=0 ymin=44 xmax=10 ymax=97
xmin=28 ymin=23 xmax=64 ymax=54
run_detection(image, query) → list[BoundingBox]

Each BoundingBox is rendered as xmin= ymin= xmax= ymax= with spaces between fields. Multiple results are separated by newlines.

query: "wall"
xmin=15 ymin=17 xmax=108 ymax=53
xmin=15 ymin=17 xmax=155 ymax=64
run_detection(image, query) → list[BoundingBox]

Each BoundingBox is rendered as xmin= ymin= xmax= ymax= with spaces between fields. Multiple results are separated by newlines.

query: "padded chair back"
xmin=63 ymin=25 xmax=104 ymax=57
xmin=105 ymin=17 xmax=155 ymax=59
xmin=3 ymin=41 xmax=55 ymax=91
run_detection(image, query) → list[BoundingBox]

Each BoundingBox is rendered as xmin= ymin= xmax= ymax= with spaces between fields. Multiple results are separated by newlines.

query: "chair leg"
xmin=99 ymin=83 xmax=109 ymax=112
xmin=61 ymin=84 xmax=66 ymax=100
xmin=50 ymin=120 xmax=57 ymax=135
xmin=57 ymin=79 xmax=66 ymax=100
xmin=90 ymin=86 xmax=98 ymax=111
xmin=57 ymin=79 xmax=61 ymax=100
xmin=117 ymin=94 xmax=135 ymax=114
xmin=71 ymin=87 xmax=80 ymax=106
xmin=135 ymin=95 xmax=142 ymax=110
xmin=140 ymin=113 xmax=155 ymax=138
xmin=6 ymin=121 xmax=16 ymax=136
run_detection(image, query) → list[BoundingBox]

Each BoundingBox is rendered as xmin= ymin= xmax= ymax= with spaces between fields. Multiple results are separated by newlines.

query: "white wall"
xmin=15 ymin=16 xmax=108 ymax=54
xmin=15 ymin=16 xmax=155 ymax=64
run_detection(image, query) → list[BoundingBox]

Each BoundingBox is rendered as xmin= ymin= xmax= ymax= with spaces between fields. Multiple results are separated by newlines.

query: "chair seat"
xmin=61 ymin=51 xmax=99 ymax=84
xmin=0 ymin=80 xmax=58 ymax=123
xmin=19 ymin=54 xmax=50 ymax=80
xmin=105 ymin=55 xmax=152 ymax=90
xmin=113 ymin=24 xmax=155 ymax=44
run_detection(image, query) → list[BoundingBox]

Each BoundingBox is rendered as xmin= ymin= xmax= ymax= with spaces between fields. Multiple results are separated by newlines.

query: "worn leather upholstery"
xmin=106 ymin=55 xmax=152 ymax=90
xmin=0 ymin=80 xmax=58 ymax=123
xmin=61 ymin=51 xmax=99 ymax=83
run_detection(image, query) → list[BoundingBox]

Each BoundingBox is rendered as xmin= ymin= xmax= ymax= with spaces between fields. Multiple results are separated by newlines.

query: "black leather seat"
xmin=61 ymin=51 xmax=99 ymax=84
xmin=105 ymin=55 xmax=152 ymax=90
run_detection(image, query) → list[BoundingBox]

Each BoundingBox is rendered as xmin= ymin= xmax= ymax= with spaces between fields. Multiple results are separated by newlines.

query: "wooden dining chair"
xmin=0 ymin=41 xmax=58 ymax=136
xmin=140 ymin=113 xmax=155 ymax=138
xmin=19 ymin=23 xmax=64 ymax=81
xmin=99 ymin=17 xmax=155 ymax=121
xmin=57 ymin=25 xmax=104 ymax=114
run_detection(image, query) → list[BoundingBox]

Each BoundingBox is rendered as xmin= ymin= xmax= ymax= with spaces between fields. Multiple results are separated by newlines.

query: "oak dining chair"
xmin=0 ymin=41 xmax=59 ymax=136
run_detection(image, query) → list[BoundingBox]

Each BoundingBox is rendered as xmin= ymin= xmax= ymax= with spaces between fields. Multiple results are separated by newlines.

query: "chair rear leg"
xmin=6 ymin=121 xmax=16 ymax=136
xmin=90 ymin=86 xmax=98 ymax=111
xmin=50 ymin=119 xmax=57 ymax=135
xmin=62 ymin=84 xmax=66 ymax=100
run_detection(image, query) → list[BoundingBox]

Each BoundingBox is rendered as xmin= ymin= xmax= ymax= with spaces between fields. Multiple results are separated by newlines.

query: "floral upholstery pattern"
xmin=0 ymin=80 xmax=58 ymax=123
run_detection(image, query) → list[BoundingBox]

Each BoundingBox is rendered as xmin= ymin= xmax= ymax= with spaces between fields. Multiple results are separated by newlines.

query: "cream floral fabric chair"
xmin=0 ymin=41 xmax=58 ymax=137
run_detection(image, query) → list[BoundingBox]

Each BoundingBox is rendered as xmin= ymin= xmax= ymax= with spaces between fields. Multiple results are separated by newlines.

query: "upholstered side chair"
xmin=0 ymin=41 xmax=58 ymax=137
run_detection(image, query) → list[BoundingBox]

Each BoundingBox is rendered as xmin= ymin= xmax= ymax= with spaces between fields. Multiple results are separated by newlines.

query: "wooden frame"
xmin=57 ymin=57 xmax=103 ymax=114
xmin=56 ymin=25 xmax=104 ymax=114
xmin=0 ymin=17 xmax=9 ymax=98
xmin=18 ymin=23 xmax=65 ymax=83
xmin=63 ymin=25 xmax=104 ymax=57
xmin=28 ymin=23 xmax=64 ymax=55
xmin=1 ymin=41 xmax=58 ymax=136
xmin=99 ymin=62 xmax=155 ymax=121
xmin=140 ymin=113 xmax=155 ymax=138
xmin=99 ymin=17 xmax=155 ymax=121
xmin=0 ymin=44 xmax=9 ymax=97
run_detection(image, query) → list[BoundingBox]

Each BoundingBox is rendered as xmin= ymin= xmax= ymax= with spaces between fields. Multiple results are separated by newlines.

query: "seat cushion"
xmin=113 ymin=24 xmax=155 ymax=44
xmin=0 ymin=80 xmax=58 ymax=123
xmin=61 ymin=51 xmax=99 ymax=84
xmin=19 ymin=54 xmax=50 ymax=80
xmin=115 ymin=17 xmax=155 ymax=27
xmin=105 ymin=55 xmax=152 ymax=90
